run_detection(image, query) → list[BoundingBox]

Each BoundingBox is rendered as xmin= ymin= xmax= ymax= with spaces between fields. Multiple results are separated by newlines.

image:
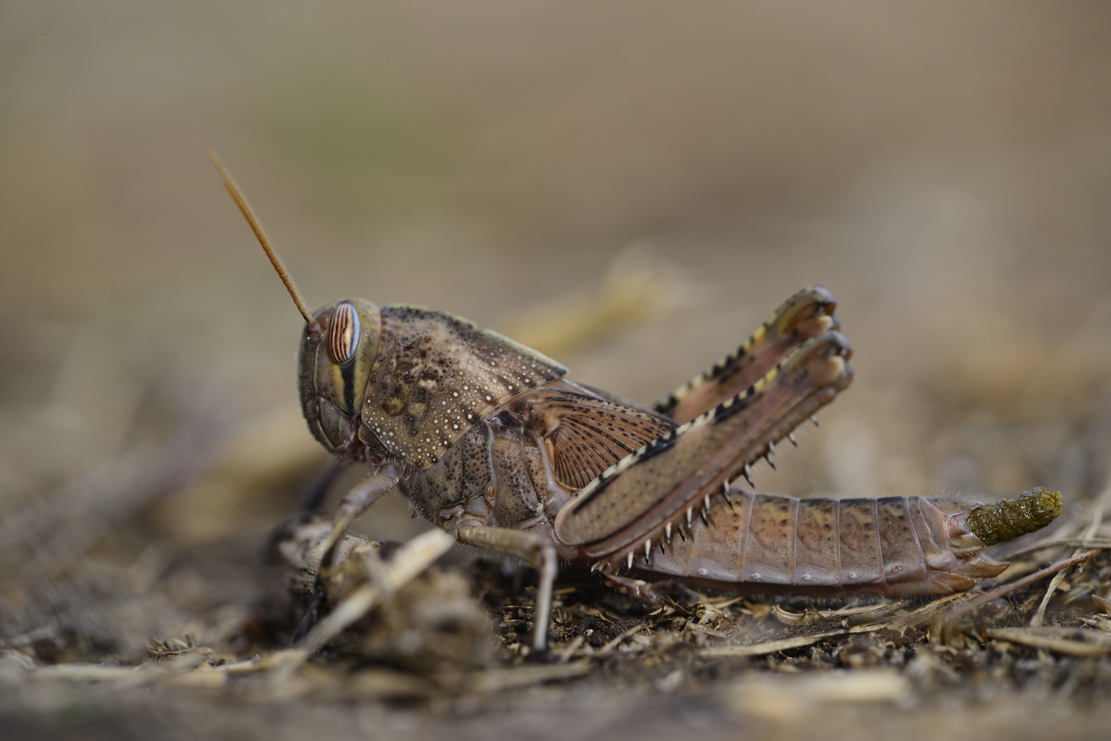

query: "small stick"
xmin=1031 ymin=507 xmax=1103 ymax=627
xmin=942 ymin=549 xmax=1101 ymax=623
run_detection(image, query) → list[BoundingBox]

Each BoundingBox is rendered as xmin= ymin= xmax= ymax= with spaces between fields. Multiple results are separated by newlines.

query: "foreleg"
xmin=319 ymin=465 xmax=399 ymax=568
xmin=292 ymin=465 xmax=398 ymax=643
xmin=263 ymin=458 xmax=346 ymax=559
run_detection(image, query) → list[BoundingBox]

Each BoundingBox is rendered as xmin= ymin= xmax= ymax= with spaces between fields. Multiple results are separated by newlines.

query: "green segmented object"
xmin=967 ymin=487 xmax=1062 ymax=546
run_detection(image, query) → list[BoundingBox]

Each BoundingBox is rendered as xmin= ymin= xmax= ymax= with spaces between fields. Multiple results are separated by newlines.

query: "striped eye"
xmin=327 ymin=303 xmax=360 ymax=365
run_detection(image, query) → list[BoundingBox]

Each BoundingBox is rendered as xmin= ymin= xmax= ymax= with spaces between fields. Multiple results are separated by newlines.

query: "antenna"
xmin=207 ymin=150 xmax=314 ymax=323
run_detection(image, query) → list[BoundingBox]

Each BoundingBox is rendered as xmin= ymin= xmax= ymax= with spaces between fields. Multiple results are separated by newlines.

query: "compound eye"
xmin=327 ymin=303 xmax=360 ymax=365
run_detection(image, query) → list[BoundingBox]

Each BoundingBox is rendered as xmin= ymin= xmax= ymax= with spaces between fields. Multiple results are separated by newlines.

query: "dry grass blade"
xmin=941 ymin=550 xmax=1102 ymax=623
xmin=557 ymin=634 xmax=587 ymax=663
xmin=769 ymin=600 xmax=910 ymax=626
xmin=702 ymin=628 xmax=854 ymax=658
xmin=595 ymin=623 xmax=647 ymax=656
xmin=731 ymin=669 xmax=911 ymax=720
xmin=983 ymin=627 xmax=1111 ymax=657
xmin=296 ymin=528 xmax=456 ymax=656
xmin=1030 ymin=506 xmax=1104 ymax=627
xmin=466 ymin=662 xmax=593 ymax=693
xmin=1003 ymin=538 xmax=1111 ymax=560
xmin=17 ymin=646 xmax=225 ymax=691
xmin=702 ymin=594 xmax=967 ymax=658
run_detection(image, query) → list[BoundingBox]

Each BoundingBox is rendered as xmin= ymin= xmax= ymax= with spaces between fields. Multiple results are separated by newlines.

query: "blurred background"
xmin=1 ymin=0 xmax=1111 ymax=736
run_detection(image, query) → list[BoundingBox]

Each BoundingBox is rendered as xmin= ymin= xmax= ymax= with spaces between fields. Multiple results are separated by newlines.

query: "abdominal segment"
xmin=633 ymin=490 xmax=1008 ymax=597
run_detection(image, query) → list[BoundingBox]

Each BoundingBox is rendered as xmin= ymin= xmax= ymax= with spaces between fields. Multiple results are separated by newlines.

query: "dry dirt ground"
xmin=3 ymin=3 xmax=1111 ymax=740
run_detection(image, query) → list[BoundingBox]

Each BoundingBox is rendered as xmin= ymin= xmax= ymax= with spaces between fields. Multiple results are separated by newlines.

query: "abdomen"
xmin=634 ymin=490 xmax=1007 ymax=597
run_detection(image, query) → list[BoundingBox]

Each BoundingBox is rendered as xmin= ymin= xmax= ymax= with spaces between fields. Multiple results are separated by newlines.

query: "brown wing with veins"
xmin=515 ymin=379 xmax=676 ymax=491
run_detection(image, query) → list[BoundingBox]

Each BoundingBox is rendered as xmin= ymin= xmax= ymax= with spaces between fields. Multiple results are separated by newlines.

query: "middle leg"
xmin=456 ymin=522 xmax=557 ymax=653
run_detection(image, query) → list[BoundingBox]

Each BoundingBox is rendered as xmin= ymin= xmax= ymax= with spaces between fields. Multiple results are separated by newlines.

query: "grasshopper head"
xmin=298 ymin=298 xmax=382 ymax=458
xmin=206 ymin=153 xmax=384 ymax=460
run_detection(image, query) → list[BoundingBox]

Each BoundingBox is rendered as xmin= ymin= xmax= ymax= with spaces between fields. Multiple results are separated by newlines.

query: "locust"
xmin=209 ymin=153 xmax=1062 ymax=653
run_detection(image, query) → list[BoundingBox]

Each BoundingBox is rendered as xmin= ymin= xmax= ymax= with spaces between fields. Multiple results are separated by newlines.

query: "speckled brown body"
xmin=214 ymin=154 xmax=1059 ymax=651
xmin=403 ymin=377 xmax=674 ymax=558
xmin=358 ymin=306 xmax=568 ymax=470
xmin=294 ymin=287 xmax=1042 ymax=600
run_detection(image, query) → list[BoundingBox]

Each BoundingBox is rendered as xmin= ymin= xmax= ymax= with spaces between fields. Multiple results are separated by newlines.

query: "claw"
xmin=788 ymin=432 xmax=798 ymax=447
xmin=665 ymin=522 xmax=673 ymax=543
xmin=644 ymin=539 xmax=652 ymax=562
xmin=291 ymin=580 xmax=327 ymax=644
xmin=686 ymin=507 xmax=693 ymax=528
xmin=811 ymin=415 xmax=820 ymax=427
xmin=744 ymin=463 xmax=755 ymax=486
xmin=626 ymin=551 xmax=634 ymax=571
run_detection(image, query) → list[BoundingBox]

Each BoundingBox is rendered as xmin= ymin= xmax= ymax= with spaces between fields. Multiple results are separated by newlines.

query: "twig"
xmin=702 ymin=594 xmax=966 ymax=658
xmin=296 ymin=529 xmax=455 ymax=655
xmin=1031 ymin=508 xmax=1103 ymax=627
xmin=943 ymin=550 xmax=1101 ymax=623
xmin=983 ymin=627 xmax=1111 ymax=657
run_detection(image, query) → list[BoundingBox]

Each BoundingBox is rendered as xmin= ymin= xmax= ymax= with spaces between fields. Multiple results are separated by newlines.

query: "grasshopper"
xmin=209 ymin=153 xmax=1061 ymax=652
